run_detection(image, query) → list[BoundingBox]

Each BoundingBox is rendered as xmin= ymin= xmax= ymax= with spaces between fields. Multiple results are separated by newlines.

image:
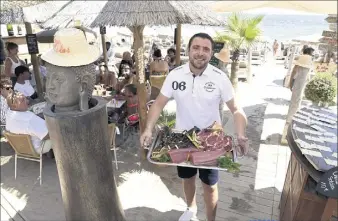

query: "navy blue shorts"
xmin=177 ymin=166 xmax=219 ymax=186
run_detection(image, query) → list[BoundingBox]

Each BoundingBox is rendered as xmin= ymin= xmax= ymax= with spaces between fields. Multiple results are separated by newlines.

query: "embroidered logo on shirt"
xmin=204 ymin=82 xmax=216 ymax=92
xmin=212 ymin=68 xmax=223 ymax=75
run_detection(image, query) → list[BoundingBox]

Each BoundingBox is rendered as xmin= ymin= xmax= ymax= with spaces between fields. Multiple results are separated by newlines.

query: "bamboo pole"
xmin=100 ymin=28 xmax=108 ymax=85
xmin=25 ymin=22 xmax=43 ymax=99
xmin=129 ymin=26 xmax=148 ymax=159
xmin=247 ymin=47 xmax=252 ymax=83
xmin=175 ymin=24 xmax=181 ymax=66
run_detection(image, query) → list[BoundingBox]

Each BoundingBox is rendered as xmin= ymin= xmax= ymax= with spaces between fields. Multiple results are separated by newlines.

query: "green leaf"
xmin=217 ymin=13 xmax=264 ymax=50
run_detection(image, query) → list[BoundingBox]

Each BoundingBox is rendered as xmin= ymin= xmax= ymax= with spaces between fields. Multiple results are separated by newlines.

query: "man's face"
xmin=23 ymin=71 xmax=30 ymax=80
xmin=168 ymin=51 xmax=175 ymax=58
xmin=188 ymin=37 xmax=213 ymax=70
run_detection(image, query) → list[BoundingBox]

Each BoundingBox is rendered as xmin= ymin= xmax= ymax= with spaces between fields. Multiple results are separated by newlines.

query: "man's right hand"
xmin=140 ymin=129 xmax=153 ymax=149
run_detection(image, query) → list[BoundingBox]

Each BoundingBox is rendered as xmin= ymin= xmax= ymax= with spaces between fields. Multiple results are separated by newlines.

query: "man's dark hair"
xmin=153 ymin=49 xmax=162 ymax=58
xmin=15 ymin=65 xmax=29 ymax=77
xmin=303 ymin=47 xmax=314 ymax=56
xmin=167 ymin=48 xmax=176 ymax=54
xmin=188 ymin=33 xmax=214 ymax=51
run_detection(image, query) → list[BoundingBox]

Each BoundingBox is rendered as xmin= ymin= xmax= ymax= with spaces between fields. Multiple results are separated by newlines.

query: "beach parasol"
xmin=40 ymin=0 xmax=225 ymax=133
xmin=0 ymin=1 xmax=69 ymax=24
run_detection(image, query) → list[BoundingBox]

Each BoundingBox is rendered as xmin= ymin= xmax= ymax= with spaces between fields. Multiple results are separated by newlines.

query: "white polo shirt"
xmin=161 ymin=63 xmax=234 ymax=130
xmin=14 ymin=80 xmax=35 ymax=97
xmin=6 ymin=110 xmax=48 ymax=152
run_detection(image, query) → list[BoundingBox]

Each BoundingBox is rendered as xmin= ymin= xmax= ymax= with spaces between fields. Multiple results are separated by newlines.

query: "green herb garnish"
xmin=218 ymin=156 xmax=241 ymax=173
xmin=158 ymin=154 xmax=170 ymax=162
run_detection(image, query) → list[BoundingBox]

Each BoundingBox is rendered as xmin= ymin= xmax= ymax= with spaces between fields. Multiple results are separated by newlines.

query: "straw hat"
xmin=42 ymin=28 xmax=100 ymax=67
xmin=294 ymin=54 xmax=313 ymax=69
xmin=214 ymin=47 xmax=230 ymax=63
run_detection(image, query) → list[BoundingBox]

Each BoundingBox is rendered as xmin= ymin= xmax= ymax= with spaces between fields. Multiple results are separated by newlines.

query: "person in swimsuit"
xmin=149 ymin=49 xmax=169 ymax=99
xmin=149 ymin=49 xmax=169 ymax=76
xmin=118 ymin=51 xmax=134 ymax=78
xmin=4 ymin=42 xmax=25 ymax=88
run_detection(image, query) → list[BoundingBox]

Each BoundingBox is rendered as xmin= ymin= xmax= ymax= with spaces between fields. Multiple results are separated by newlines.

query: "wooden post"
xmin=24 ymin=22 xmax=43 ymax=99
xmin=247 ymin=47 xmax=252 ymax=83
xmin=283 ymin=45 xmax=296 ymax=87
xmin=129 ymin=26 xmax=148 ymax=159
xmin=100 ymin=27 xmax=108 ymax=85
xmin=175 ymin=24 xmax=181 ymax=66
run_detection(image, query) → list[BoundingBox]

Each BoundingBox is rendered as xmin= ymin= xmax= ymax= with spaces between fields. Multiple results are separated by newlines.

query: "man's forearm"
xmin=145 ymin=104 xmax=163 ymax=132
xmin=233 ymin=109 xmax=247 ymax=136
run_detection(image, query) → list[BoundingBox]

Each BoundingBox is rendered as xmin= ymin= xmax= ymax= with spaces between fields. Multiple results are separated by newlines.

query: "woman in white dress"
xmin=4 ymin=42 xmax=25 ymax=87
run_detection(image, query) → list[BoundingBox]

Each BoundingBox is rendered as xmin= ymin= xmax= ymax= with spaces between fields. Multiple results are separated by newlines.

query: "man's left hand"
xmin=236 ymin=135 xmax=249 ymax=157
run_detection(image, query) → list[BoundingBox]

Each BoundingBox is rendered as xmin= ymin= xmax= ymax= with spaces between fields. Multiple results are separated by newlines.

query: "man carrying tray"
xmin=140 ymin=33 xmax=248 ymax=221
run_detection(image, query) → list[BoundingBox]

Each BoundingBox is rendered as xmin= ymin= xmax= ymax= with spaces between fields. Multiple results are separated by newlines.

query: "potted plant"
xmin=304 ymin=72 xmax=337 ymax=107
xmin=213 ymin=13 xmax=264 ymax=90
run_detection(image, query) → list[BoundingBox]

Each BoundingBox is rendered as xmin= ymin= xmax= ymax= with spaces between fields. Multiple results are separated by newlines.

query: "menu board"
xmin=26 ymin=34 xmax=39 ymax=54
xmin=209 ymin=42 xmax=224 ymax=67
xmin=322 ymin=30 xmax=337 ymax=38
xmin=316 ymin=167 xmax=338 ymax=198
xmin=325 ymin=16 xmax=337 ymax=23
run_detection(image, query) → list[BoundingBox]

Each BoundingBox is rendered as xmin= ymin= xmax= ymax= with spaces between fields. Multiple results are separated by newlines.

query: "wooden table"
xmin=280 ymin=106 xmax=338 ymax=221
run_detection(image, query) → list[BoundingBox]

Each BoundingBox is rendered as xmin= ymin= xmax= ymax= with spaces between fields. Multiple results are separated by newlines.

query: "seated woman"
xmin=118 ymin=52 xmax=134 ymax=78
xmin=100 ymin=65 xmax=117 ymax=89
xmin=115 ymin=71 xmax=135 ymax=95
xmin=123 ymin=84 xmax=139 ymax=122
xmin=149 ymin=49 xmax=168 ymax=100
xmin=149 ymin=49 xmax=169 ymax=76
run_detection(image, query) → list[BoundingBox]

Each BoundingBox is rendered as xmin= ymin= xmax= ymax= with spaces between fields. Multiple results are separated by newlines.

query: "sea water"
xmin=145 ymin=14 xmax=328 ymax=43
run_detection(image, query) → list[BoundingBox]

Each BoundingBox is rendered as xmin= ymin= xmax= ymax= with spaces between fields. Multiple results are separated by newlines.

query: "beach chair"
xmin=108 ymin=123 xmax=118 ymax=170
xmin=4 ymin=131 xmax=45 ymax=185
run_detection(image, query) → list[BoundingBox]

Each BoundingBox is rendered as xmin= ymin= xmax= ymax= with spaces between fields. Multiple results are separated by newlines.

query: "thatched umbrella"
xmin=41 ymin=0 xmax=224 ymax=138
xmin=0 ymin=1 xmax=69 ymax=24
